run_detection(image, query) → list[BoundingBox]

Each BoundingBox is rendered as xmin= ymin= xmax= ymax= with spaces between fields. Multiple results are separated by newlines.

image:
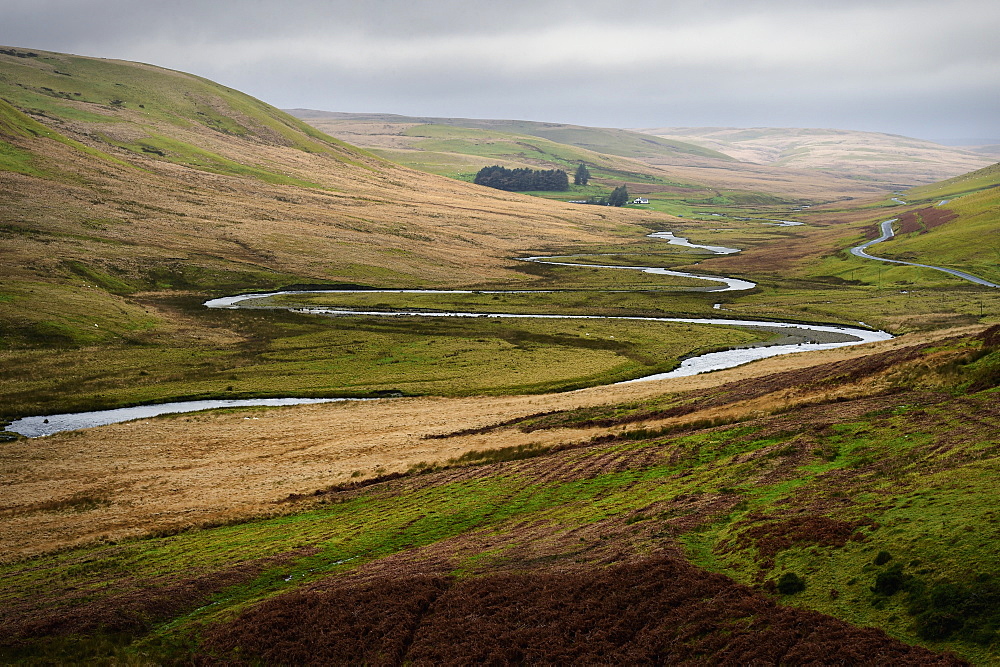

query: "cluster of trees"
xmin=608 ymin=185 xmax=630 ymax=207
xmin=473 ymin=166 xmax=569 ymax=191
xmin=473 ymin=162 xmax=629 ymax=207
xmin=578 ymin=185 xmax=630 ymax=207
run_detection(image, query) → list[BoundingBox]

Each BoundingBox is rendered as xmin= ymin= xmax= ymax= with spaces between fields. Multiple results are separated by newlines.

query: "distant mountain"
xmin=632 ymin=126 xmax=994 ymax=186
xmin=963 ymin=144 xmax=1000 ymax=160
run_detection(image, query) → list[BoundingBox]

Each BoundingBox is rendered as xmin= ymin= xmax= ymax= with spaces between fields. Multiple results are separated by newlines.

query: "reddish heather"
xmin=897 ymin=207 xmax=959 ymax=235
xmin=199 ymin=555 xmax=963 ymax=665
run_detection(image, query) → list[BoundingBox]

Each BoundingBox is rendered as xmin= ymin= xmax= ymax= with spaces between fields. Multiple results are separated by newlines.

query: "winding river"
xmin=8 ymin=230 xmax=892 ymax=437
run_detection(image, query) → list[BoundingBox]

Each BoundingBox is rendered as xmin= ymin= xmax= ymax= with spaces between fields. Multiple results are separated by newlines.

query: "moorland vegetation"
xmin=1 ymin=45 xmax=999 ymax=663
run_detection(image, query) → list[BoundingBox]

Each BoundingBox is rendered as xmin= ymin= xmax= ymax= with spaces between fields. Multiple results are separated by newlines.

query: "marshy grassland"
xmin=2 ymin=46 xmax=1000 ymax=663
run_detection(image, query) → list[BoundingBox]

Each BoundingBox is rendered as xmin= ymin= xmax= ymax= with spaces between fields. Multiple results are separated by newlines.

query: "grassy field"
xmin=2 ymin=325 xmax=996 ymax=663
xmin=0 ymin=308 xmax=770 ymax=418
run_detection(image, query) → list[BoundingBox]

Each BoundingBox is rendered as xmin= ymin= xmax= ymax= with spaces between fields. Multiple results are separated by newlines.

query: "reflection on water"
xmin=10 ymin=230 xmax=894 ymax=438
xmin=7 ymin=398 xmax=361 ymax=438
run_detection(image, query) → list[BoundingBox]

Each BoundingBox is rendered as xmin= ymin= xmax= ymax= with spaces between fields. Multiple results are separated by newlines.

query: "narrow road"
xmin=850 ymin=219 xmax=1000 ymax=288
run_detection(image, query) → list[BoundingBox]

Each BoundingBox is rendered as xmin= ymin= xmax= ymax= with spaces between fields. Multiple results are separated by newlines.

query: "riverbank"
xmin=0 ymin=324 xmax=956 ymax=561
xmin=7 ymin=230 xmax=892 ymax=438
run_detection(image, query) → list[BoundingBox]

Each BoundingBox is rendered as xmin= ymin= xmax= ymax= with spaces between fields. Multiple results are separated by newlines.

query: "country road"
xmin=850 ymin=219 xmax=1000 ymax=288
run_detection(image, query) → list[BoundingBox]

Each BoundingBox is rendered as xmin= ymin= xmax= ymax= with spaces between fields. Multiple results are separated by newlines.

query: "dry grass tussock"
xmin=0 ymin=326 xmax=975 ymax=561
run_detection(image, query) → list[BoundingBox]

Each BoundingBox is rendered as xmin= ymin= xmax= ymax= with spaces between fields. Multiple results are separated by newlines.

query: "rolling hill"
xmin=0 ymin=47 xmax=660 ymax=289
xmin=3 ymin=46 xmax=1000 ymax=665
xmin=634 ymin=126 xmax=995 ymax=187
xmin=863 ymin=162 xmax=1000 ymax=284
xmin=288 ymin=110 xmax=904 ymax=204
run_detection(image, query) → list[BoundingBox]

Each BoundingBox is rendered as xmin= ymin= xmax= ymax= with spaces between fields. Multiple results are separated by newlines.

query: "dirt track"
xmin=0 ymin=326 xmax=981 ymax=560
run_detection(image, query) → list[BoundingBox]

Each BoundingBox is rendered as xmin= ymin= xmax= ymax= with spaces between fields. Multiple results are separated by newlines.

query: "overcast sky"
xmin=4 ymin=0 xmax=999 ymax=142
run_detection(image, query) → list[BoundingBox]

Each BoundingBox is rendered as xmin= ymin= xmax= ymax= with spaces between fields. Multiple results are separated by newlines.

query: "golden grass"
xmin=1 ymin=106 xmax=670 ymax=292
xmin=0 ymin=326 xmax=977 ymax=562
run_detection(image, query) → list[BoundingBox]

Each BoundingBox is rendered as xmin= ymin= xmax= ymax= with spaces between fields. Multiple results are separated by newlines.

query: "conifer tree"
xmin=608 ymin=184 xmax=629 ymax=207
xmin=573 ymin=163 xmax=591 ymax=186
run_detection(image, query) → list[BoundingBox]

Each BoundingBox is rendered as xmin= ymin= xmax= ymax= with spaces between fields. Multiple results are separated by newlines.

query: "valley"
xmin=1 ymin=46 xmax=999 ymax=664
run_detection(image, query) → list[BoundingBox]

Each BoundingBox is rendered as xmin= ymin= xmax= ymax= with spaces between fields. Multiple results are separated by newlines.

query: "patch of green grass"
xmin=672 ymin=387 xmax=1000 ymax=662
xmin=0 ymin=97 xmax=126 ymax=175
xmin=0 ymin=138 xmax=43 ymax=176
xmin=0 ymin=283 xmax=774 ymax=419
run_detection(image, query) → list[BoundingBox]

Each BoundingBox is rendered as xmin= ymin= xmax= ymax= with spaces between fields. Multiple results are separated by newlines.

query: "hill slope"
xmin=289 ymin=110 xmax=898 ymax=203
xmin=2 ymin=324 xmax=997 ymax=663
xmin=634 ymin=126 xmax=995 ymax=187
xmin=0 ymin=47 xmax=656 ymax=288
xmin=0 ymin=46 xmax=677 ymax=417
xmin=866 ymin=163 xmax=1000 ymax=284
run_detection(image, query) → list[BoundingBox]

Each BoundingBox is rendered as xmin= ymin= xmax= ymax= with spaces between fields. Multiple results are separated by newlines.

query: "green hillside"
xmin=397 ymin=122 xmax=696 ymax=187
xmin=0 ymin=47 xmax=374 ymax=190
xmin=423 ymin=116 xmax=737 ymax=162
xmin=288 ymin=110 xmax=733 ymax=163
xmin=905 ymin=162 xmax=1000 ymax=202
xmin=0 ymin=48 xmax=356 ymax=154
xmin=869 ymin=163 xmax=1000 ymax=284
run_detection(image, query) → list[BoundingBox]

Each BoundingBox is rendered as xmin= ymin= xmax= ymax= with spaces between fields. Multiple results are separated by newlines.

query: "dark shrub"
xmin=872 ymin=564 xmax=906 ymax=596
xmin=777 ymin=572 xmax=806 ymax=595
xmin=873 ymin=550 xmax=893 ymax=566
xmin=915 ymin=609 xmax=964 ymax=640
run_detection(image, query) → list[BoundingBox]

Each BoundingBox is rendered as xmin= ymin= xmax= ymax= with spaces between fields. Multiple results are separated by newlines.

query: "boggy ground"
xmin=2 ymin=325 xmax=998 ymax=663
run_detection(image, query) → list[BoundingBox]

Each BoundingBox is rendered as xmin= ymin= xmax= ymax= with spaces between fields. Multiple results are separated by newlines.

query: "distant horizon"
xmin=2 ymin=0 xmax=997 ymax=144
xmin=282 ymin=107 xmax=1000 ymax=148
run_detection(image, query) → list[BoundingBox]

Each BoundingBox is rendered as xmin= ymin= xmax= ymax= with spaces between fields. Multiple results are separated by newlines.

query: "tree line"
xmin=473 ymin=165 xmax=569 ymax=191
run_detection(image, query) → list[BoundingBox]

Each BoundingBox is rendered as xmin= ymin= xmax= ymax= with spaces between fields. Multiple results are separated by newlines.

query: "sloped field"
xmin=3 ymin=327 xmax=997 ymax=662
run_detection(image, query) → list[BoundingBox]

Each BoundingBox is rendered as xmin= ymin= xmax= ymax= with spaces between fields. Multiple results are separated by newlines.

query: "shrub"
xmin=871 ymin=564 xmax=906 ymax=596
xmin=873 ymin=550 xmax=893 ymax=566
xmin=777 ymin=572 xmax=806 ymax=595
xmin=907 ymin=577 xmax=1000 ymax=643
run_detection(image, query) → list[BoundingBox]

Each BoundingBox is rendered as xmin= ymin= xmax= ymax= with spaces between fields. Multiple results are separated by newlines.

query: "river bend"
xmin=9 ymin=230 xmax=892 ymax=437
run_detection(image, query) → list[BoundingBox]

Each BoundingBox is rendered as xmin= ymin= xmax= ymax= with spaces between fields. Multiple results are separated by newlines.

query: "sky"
xmin=4 ymin=0 xmax=999 ymax=143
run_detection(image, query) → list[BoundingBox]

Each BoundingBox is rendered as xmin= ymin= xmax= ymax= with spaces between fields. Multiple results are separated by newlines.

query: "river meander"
xmin=8 ymin=230 xmax=892 ymax=437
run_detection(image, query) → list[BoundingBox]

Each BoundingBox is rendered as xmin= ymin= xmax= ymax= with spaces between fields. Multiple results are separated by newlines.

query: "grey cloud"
xmin=1 ymin=0 xmax=998 ymax=141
